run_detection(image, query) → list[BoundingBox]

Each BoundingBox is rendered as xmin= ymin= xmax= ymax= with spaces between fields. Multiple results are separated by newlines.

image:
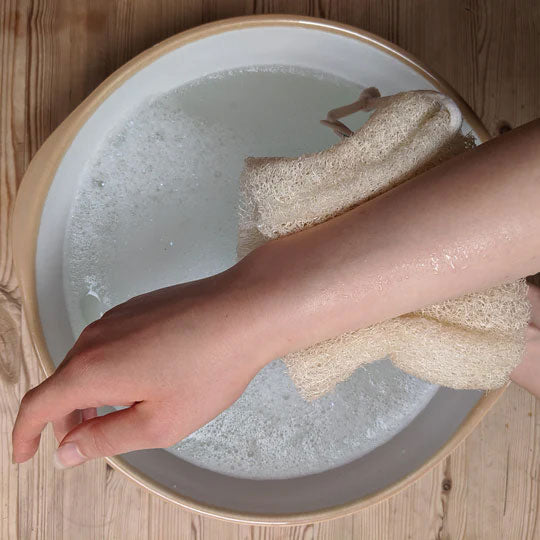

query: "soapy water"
xmin=172 ymin=360 xmax=436 ymax=479
xmin=63 ymin=66 xmax=438 ymax=479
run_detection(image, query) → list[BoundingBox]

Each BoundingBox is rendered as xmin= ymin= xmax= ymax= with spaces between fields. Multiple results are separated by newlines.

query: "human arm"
xmin=12 ymin=119 xmax=540 ymax=468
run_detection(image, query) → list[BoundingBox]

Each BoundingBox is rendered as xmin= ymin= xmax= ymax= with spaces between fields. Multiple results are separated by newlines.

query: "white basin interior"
xmin=36 ymin=24 xmax=482 ymax=515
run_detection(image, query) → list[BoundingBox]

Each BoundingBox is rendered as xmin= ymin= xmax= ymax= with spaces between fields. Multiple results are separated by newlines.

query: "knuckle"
xmin=20 ymin=387 xmax=39 ymax=414
xmin=20 ymin=387 xmax=35 ymax=405
xmin=80 ymin=320 xmax=103 ymax=340
xmin=102 ymin=303 xmax=124 ymax=318
xmin=63 ymin=348 xmax=102 ymax=379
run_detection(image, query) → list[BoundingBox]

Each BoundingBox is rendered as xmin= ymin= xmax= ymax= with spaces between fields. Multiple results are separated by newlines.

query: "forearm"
xmin=237 ymin=120 xmax=540 ymax=358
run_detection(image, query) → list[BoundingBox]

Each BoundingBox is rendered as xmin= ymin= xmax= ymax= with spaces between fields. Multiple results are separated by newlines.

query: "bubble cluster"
xmin=63 ymin=65 xmax=437 ymax=480
xmin=173 ymin=358 xmax=437 ymax=479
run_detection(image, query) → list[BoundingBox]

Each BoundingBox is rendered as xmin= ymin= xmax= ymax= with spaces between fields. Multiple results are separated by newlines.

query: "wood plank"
xmin=2 ymin=2 xmax=29 ymax=540
xmin=1 ymin=1 xmax=539 ymax=538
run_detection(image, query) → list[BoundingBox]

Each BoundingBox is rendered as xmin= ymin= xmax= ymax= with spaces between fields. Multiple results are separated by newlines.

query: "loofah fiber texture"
xmin=237 ymin=88 xmax=530 ymax=400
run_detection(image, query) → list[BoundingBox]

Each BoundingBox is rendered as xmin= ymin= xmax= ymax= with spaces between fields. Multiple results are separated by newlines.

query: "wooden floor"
xmin=2 ymin=1 xmax=540 ymax=538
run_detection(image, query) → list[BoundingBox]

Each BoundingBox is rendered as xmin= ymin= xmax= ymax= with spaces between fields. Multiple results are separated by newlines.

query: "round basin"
xmin=12 ymin=15 xmax=498 ymax=525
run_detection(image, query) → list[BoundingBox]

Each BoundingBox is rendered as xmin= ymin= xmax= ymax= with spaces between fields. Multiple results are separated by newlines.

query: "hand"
xmin=511 ymin=283 xmax=540 ymax=396
xmin=12 ymin=267 xmax=272 ymax=468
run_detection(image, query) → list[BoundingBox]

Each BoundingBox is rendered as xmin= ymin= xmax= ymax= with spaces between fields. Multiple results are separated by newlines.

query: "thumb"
xmin=53 ymin=402 xmax=173 ymax=468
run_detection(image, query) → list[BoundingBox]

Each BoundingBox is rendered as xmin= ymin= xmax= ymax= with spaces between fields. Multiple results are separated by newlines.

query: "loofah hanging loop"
xmin=320 ymin=86 xmax=381 ymax=137
xmin=320 ymin=87 xmax=463 ymax=139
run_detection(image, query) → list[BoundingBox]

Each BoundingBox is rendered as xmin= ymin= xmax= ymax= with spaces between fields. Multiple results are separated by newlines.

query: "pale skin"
xmin=12 ymin=119 xmax=540 ymax=469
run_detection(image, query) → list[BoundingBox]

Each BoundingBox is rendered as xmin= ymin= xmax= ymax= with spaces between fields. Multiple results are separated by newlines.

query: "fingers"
xmin=12 ymin=376 xmax=78 ymax=463
xmin=53 ymin=408 xmax=97 ymax=443
xmin=53 ymin=410 xmax=82 ymax=443
xmin=53 ymin=402 xmax=176 ymax=469
xmin=12 ymin=342 xmax=138 ymax=464
xmin=13 ymin=365 xmax=104 ymax=463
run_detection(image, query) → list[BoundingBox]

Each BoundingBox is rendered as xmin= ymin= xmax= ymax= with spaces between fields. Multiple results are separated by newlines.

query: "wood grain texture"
xmin=1 ymin=1 xmax=540 ymax=538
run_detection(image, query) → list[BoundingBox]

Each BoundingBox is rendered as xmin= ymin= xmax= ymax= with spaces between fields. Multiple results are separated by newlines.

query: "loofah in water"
xmin=237 ymin=88 xmax=530 ymax=400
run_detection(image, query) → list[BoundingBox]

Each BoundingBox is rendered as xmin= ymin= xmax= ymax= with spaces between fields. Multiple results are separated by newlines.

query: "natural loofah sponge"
xmin=237 ymin=88 xmax=530 ymax=400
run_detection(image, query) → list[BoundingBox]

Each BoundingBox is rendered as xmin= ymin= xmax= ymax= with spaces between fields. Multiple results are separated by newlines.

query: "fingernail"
xmin=53 ymin=442 xmax=87 ymax=469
